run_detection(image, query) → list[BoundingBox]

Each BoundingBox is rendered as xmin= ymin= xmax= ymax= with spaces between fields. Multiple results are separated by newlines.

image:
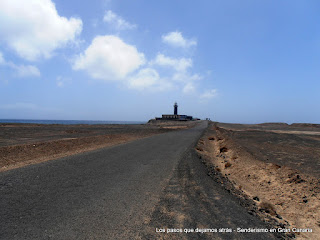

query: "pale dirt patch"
xmin=160 ymin=126 xmax=188 ymax=129
xmin=268 ymin=130 xmax=320 ymax=136
xmin=196 ymin=123 xmax=320 ymax=239
xmin=147 ymin=120 xmax=197 ymax=129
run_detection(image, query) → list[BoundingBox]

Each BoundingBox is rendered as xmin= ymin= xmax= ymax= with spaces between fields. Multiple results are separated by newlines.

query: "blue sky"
xmin=0 ymin=0 xmax=319 ymax=123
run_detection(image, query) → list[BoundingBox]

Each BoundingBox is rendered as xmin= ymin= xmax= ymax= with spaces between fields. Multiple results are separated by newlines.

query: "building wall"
xmin=162 ymin=114 xmax=179 ymax=119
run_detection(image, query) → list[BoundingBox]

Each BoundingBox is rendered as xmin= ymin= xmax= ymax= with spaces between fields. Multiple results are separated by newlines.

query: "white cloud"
xmin=128 ymin=68 xmax=159 ymax=90
xmin=73 ymin=35 xmax=145 ymax=81
xmin=72 ymin=34 xmax=210 ymax=95
xmin=172 ymin=72 xmax=202 ymax=83
xmin=103 ymin=10 xmax=136 ymax=30
xmin=72 ymin=35 xmax=173 ymax=91
xmin=182 ymin=82 xmax=196 ymax=94
xmin=0 ymin=0 xmax=82 ymax=61
xmin=0 ymin=52 xmax=40 ymax=77
xmin=162 ymin=31 xmax=197 ymax=48
xmin=200 ymin=89 xmax=218 ymax=100
xmin=56 ymin=76 xmax=71 ymax=88
xmin=10 ymin=64 xmax=41 ymax=77
xmin=150 ymin=53 xmax=203 ymax=93
xmin=153 ymin=54 xmax=192 ymax=72
xmin=128 ymin=68 xmax=174 ymax=91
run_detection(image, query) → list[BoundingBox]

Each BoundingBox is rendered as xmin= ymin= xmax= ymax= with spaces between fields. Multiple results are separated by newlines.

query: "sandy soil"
xmin=196 ymin=122 xmax=320 ymax=239
xmin=0 ymin=121 xmax=196 ymax=172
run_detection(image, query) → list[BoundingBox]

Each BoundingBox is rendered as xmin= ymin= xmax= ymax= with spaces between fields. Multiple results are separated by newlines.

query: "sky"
xmin=0 ymin=0 xmax=320 ymax=123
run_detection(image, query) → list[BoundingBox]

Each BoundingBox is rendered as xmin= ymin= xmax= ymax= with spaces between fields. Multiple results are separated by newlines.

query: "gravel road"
xmin=0 ymin=121 xmax=277 ymax=239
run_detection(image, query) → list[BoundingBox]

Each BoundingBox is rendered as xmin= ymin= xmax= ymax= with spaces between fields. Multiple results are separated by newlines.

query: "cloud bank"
xmin=72 ymin=26 xmax=216 ymax=98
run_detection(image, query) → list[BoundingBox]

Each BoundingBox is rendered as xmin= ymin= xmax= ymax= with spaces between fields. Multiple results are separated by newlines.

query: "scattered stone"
xmin=225 ymin=162 xmax=232 ymax=168
xmin=248 ymin=210 xmax=255 ymax=215
xmin=288 ymin=174 xmax=305 ymax=184
xmin=196 ymin=147 xmax=203 ymax=151
xmin=302 ymin=196 xmax=308 ymax=203
xmin=253 ymin=196 xmax=260 ymax=201
xmin=220 ymin=147 xmax=228 ymax=153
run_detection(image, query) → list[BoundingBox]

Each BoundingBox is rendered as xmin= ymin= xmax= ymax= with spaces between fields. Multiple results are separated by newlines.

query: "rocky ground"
xmin=0 ymin=121 xmax=196 ymax=172
xmin=196 ymin=122 xmax=320 ymax=239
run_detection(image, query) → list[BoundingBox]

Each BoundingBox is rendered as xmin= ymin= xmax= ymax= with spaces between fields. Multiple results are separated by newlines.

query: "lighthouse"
xmin=154 ymin=102 xmax=193 ymax=121
xmin=174 ymin=102 xmax=178 ymax=115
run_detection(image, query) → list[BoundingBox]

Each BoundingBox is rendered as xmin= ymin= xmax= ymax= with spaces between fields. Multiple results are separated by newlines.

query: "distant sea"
xmin=0 ymin=119 xmax=146 ymax=125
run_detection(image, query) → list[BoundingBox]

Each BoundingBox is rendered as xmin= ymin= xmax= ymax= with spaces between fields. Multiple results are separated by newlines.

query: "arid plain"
xmin=0 ymin=121 xmax=195 ymax=172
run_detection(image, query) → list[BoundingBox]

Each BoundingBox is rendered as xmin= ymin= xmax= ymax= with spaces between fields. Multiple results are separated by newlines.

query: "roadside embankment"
xmin=196 ymin=122 xmax=320 ymax=239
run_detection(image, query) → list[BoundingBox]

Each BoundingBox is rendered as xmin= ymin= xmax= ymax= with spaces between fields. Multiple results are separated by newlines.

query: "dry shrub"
xmin=215 ymin=167 xmax=221 ymax=172
xmin=208 ymin=137 xmax=215 ymax=141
